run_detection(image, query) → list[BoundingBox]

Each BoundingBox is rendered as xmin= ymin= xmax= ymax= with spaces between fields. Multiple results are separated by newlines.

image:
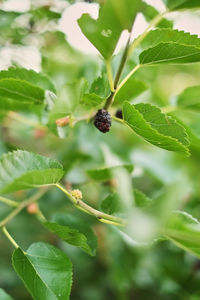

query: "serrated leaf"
xmin=101 ymin=193 xmax=122 ymax=215
xmin=0 ymin=79 xmax=44 ymax=111
xmin=140 ymin=29 xmax=200 ymax=51
xmin=164 ymin=211 xmax=200 ymax=257
xmin=114 ymin=78 xmax=147 ymax=105
xmin=78 ymin=0 xmax=141 ymax=58
xmin=134 ymin=189 xmax=152 ymax=208
xmin=87 ymin=164 xmax=134 ymax=181
xmin=0 ymin=289 xmax=14 ymax=300
xmin=44 ymin=214 xmax=97 ymax=256
xmin=140 ymin=2 xmax=173 ymax=28
xmin=12 ymin=242 xmax=72 ymax=300
xmin=0 ymin=150 xmax=64 ymax=194
xmin=140 ymin=42 xmax=200 ymax=65
xmin=0 ymin=67 xmax=56 ymax=93
xmin=177 ymin=85 xmax=200 ymax=111
xmin=0 ymin=67 xmax=56 ymax=112
xmin=163 ymin=0 xmax=200 ymax=10
xmin=123 ymin=102 xmax=190 ymax=155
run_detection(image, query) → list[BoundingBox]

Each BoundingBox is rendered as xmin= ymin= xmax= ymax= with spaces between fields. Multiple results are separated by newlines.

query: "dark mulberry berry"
xmin=115 ymin=109 xmax=123 ymax=119
xmin=94 ymin=109 xmax=111 ymax=133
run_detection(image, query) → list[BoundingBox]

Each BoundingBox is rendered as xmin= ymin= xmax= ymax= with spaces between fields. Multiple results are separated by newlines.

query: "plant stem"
xmin=0 ymin=196 xmax=19 ymax=207
xmin=114 ymin=34 xmax=132 ymax=89
xmin=106 ymin=59 xmax=115 ymax=92
xmin=104 ymin=33 xmax=132 ymax=110
xmin=55 ymin=183 xmax=125 ymax=226
xmin=103 ymin=10 xmax=169 ymax=111
xmin=103 ymin=91 xmax=115 ymax=110
xmin=116 ymin=64 xmax=141 ymax=93
xmin=2 ymin=226 xmax=19 ymax=248
xmin=128 ymin=10 xmax=169 ymax=57
xmin=0 ymin=188 xmax=47 ymax=228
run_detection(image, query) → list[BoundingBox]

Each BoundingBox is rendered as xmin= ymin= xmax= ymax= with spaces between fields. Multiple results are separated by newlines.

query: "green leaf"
xmin=164 ymin=211 xmax=200 ymax=257
xmin=140 ymin=2 xmax=173 ymax=28
xmin=0 ymin=79 xmax=44 ymax=111
xmin=114 ymin=78 xmax=147 ymax=105
xmin=123 ymin=102 xmax=190 ymax=155
xmin=177 ymin=85 xmax=200 ymax=111
xmin=163 ymin=0 xmax=200 ymax=10
xmin=140 ymin=29 xmax=200 ymax=51
xmin=0 ymin=289 xmax=14 ymax=300
xmin=44 ymin=214 xmax=97 ymax=256
xmin=0 ymin=150 xmax=64 ymax=194
xmin=0 ymin=67 xmax=56 ymax=112
xmin=81 ymin=75 xmax=110 ymax=108
xmin=101 ymin=193 xmax=122 ymax=215
xmin=81 ymin=93 xmax=105 ymax=108
xmin=0 ymin=67 xmax=56 ymax=93
xmin=134 ymin=189 xmax=152 ymax=208
xmin=87 ymin=164 xmax=134 ymax=181
xmin=78 ymin=0 xmax=141 ymax=58
xmin=90 ymin=74 xmax=110 ymax=98
xmin=100 ymin=189 xmax=152 ymax=215
xmin=12 ymin=242 xmax=72 ymax=300
xmin=140 ymin=42 xmax=200 ymax=65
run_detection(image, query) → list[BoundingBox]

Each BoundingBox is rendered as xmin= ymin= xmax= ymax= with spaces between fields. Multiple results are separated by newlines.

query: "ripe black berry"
xmin=115 ymin=109 xmax=123 ymax=119
xmin=94 ymin=109 xmax=111 ymax=133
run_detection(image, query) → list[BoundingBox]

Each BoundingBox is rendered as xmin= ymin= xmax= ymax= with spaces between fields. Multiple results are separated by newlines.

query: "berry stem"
xmin=55 ymin=183 xmax=125 ymax=226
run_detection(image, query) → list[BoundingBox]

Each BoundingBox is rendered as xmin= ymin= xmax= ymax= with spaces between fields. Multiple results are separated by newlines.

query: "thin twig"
xmin=55 ymin=183 xmax=125 ymax=226
xmin=0 ymin=196 xmax=19 ymax=207
xmin=0 ymin=188 xmax=47 ymax=228
xmin=2 ymin=226 xmax=19 ymax=248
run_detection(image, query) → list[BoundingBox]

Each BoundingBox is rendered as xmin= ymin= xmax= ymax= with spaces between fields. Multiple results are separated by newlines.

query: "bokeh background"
xmin=1 ymin=1 xmax=200 ymax=299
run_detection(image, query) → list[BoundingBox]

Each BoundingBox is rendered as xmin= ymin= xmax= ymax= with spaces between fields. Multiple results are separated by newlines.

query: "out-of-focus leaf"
xmin=101 ymin=193 xmax=121 ymax=215
xmin=0 ymin=150 xmax=64 ymax=194
xmin=81 ymin=93 xmax=104 ymax=108
xmin=0 ymin=289 xmax=14 ymax=300
xmin=140 ymin=1 xmax=173 ymax=28
xmin=114 ymin=78 xmax=147 ymax=105
xmin=134 ymin=189 xmax=152 ymax=208
xmin=177 ymin=85 xmax=200 ymax=111
xmin=44 ymin=213 xmax=97 ymax=256
xmin=87 ymin=164 xmax=133 ymax=181
xmin=78 ymin=0 xmax=142 ymax=58
xmin=164 ymin=211 xmax=200 ymax=257
xmin=12 ymin=242 xmax=72 ymax=300
xmin=163 ymin=0 xmax=200 ymax=10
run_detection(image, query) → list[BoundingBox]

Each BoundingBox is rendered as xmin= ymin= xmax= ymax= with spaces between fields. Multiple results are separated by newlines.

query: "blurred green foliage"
xmin=0 ymin=0 xmax=200 ymax=299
